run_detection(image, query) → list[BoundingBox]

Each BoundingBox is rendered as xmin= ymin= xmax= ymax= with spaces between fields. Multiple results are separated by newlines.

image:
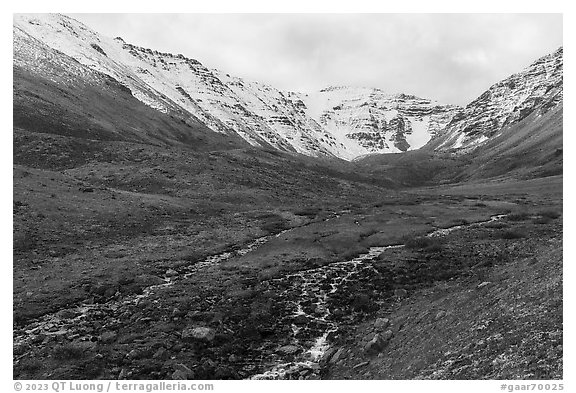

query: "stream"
xmin=13 ymin=213 xmax=506 ymax=379
xmin=249 ymin=213 xmax=507 ymax=379
xmin=12 ymin=230 xmax=288 ymax=350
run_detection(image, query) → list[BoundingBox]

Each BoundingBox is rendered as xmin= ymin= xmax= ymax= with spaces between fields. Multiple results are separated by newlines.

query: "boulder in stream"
xmin=278 ymin=345 xmax=300 ymax=355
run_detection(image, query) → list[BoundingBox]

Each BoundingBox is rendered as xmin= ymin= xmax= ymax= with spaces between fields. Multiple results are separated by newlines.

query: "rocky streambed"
xmin=13 ymin=214 xmax=506 ymax=379
xmin=13 ymin=230 xmax=287 ymax=351
xmin=250 ymin=214 xmax=508 ymax=379
xmin=249 ymin=245 xmax=402 ymax=379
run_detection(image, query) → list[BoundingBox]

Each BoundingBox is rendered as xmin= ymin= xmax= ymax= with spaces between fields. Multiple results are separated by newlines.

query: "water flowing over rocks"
xmin=12 ymin=231 xmax=287 ymax=351
xmin=13 ymin=213 xmax=508 ymax=379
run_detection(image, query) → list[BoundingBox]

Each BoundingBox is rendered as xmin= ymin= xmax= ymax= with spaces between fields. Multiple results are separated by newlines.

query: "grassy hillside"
xmin=463 ymin=106 xmax=563 ymax=180
xmin=355 ymin=107 xmax=562 ymax=186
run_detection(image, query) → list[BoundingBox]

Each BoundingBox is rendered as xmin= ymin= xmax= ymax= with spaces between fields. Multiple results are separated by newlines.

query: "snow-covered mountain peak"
xmin=14 ymin=13 xmax=464 ymax=160
xmin=14 ymin=13 xmax=561 ymax=160
xmin=299 ymin=86 xmax=460 ymax=155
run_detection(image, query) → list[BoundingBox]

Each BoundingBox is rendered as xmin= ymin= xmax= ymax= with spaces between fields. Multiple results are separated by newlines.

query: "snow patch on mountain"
xmin=299 ymin=87 xmax=459 ymax=156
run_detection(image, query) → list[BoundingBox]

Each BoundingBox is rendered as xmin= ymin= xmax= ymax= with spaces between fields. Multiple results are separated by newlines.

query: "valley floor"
xmin=13 ymin=132 xmax=562 ymax=380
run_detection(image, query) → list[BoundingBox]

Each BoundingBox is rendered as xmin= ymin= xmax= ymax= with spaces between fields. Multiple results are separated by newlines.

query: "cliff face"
xmin=298 ymin=87 xmax=459 ymax=158
xmin=432 ymin=47 xmax=563 ymax=152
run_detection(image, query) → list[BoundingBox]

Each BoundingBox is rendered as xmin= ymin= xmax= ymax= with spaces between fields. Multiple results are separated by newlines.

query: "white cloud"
xmin=68 ymin=13 xmax=563 ymax=106
xmin=451 ymin=49 xmax=490 ymax=67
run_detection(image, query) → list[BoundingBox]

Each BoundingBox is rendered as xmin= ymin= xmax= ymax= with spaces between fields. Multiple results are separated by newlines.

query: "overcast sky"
xmin=68 ymin=13 xmax=562 ymax=106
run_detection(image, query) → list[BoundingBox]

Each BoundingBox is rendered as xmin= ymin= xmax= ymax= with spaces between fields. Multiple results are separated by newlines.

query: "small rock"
xmin=374 ymin=318 xmax=390 ymax=330
xmin=174 ymin=363 xmax=194 ymax=378
xmin=165 ymin=269 xmax=178 ymax=277
xmin=181 ymin=326 xmax=216 ymax=342
xmin=329 ymin=348 xmax=345 ymax=364
xmin=365 ymin=330 xmax=393 ymax=355
xmin=353 ymin=361 xmax=370 ymax=370
xmin=228 ymin=354 xmax=239 ymax=362
xmin=364 ymin=334 xmax=385 ymax=354
xmin=435 ymin=311 xmax=447 ymax=320
xmin=56 ymin=309 xmax=79 ymax=320
xmin=382 ymin=330 xmax=394 ymax=341
xmin=393 ymin=289 xmax=408 ymax=299
xmin=326 ymin=330 xmax=339 ymax=341
xmin=278 ymin=345 xmax=300 ymax=355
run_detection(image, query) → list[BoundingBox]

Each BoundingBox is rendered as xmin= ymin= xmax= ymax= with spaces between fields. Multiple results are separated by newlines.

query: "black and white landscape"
xmin=13 ymin=13 xmax=562 ymax=380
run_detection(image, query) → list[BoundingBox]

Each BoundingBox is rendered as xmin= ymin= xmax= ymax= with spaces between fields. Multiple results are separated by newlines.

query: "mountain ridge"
xmin=13 ymin=13 xmax=462 ymax=160
xmin=13 ymin=13 xmax=562 ymax=162
xmin=430 ymin=47 xmax=563 ymax=152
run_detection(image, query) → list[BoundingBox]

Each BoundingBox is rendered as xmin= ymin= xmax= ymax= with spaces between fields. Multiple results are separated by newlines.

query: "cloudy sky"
xmin=68 ymin=13 xmax=562 ymax=106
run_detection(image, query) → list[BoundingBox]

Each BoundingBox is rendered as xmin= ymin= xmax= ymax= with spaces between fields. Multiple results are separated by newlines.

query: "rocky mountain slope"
xmin=14 ymin=13 xmax=461 ymax=160
xmin=13 ymin=13 xmax=563 ymax=164
xmin=430 ymin=47 xmax=563 ymax=152
xmin=13 ymin=16 xmax=249 ymax=151
xmin=354 ymin=47 xmax=563 ymax=184
xmin=298 ymin=87 xmax=459 ymax=158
